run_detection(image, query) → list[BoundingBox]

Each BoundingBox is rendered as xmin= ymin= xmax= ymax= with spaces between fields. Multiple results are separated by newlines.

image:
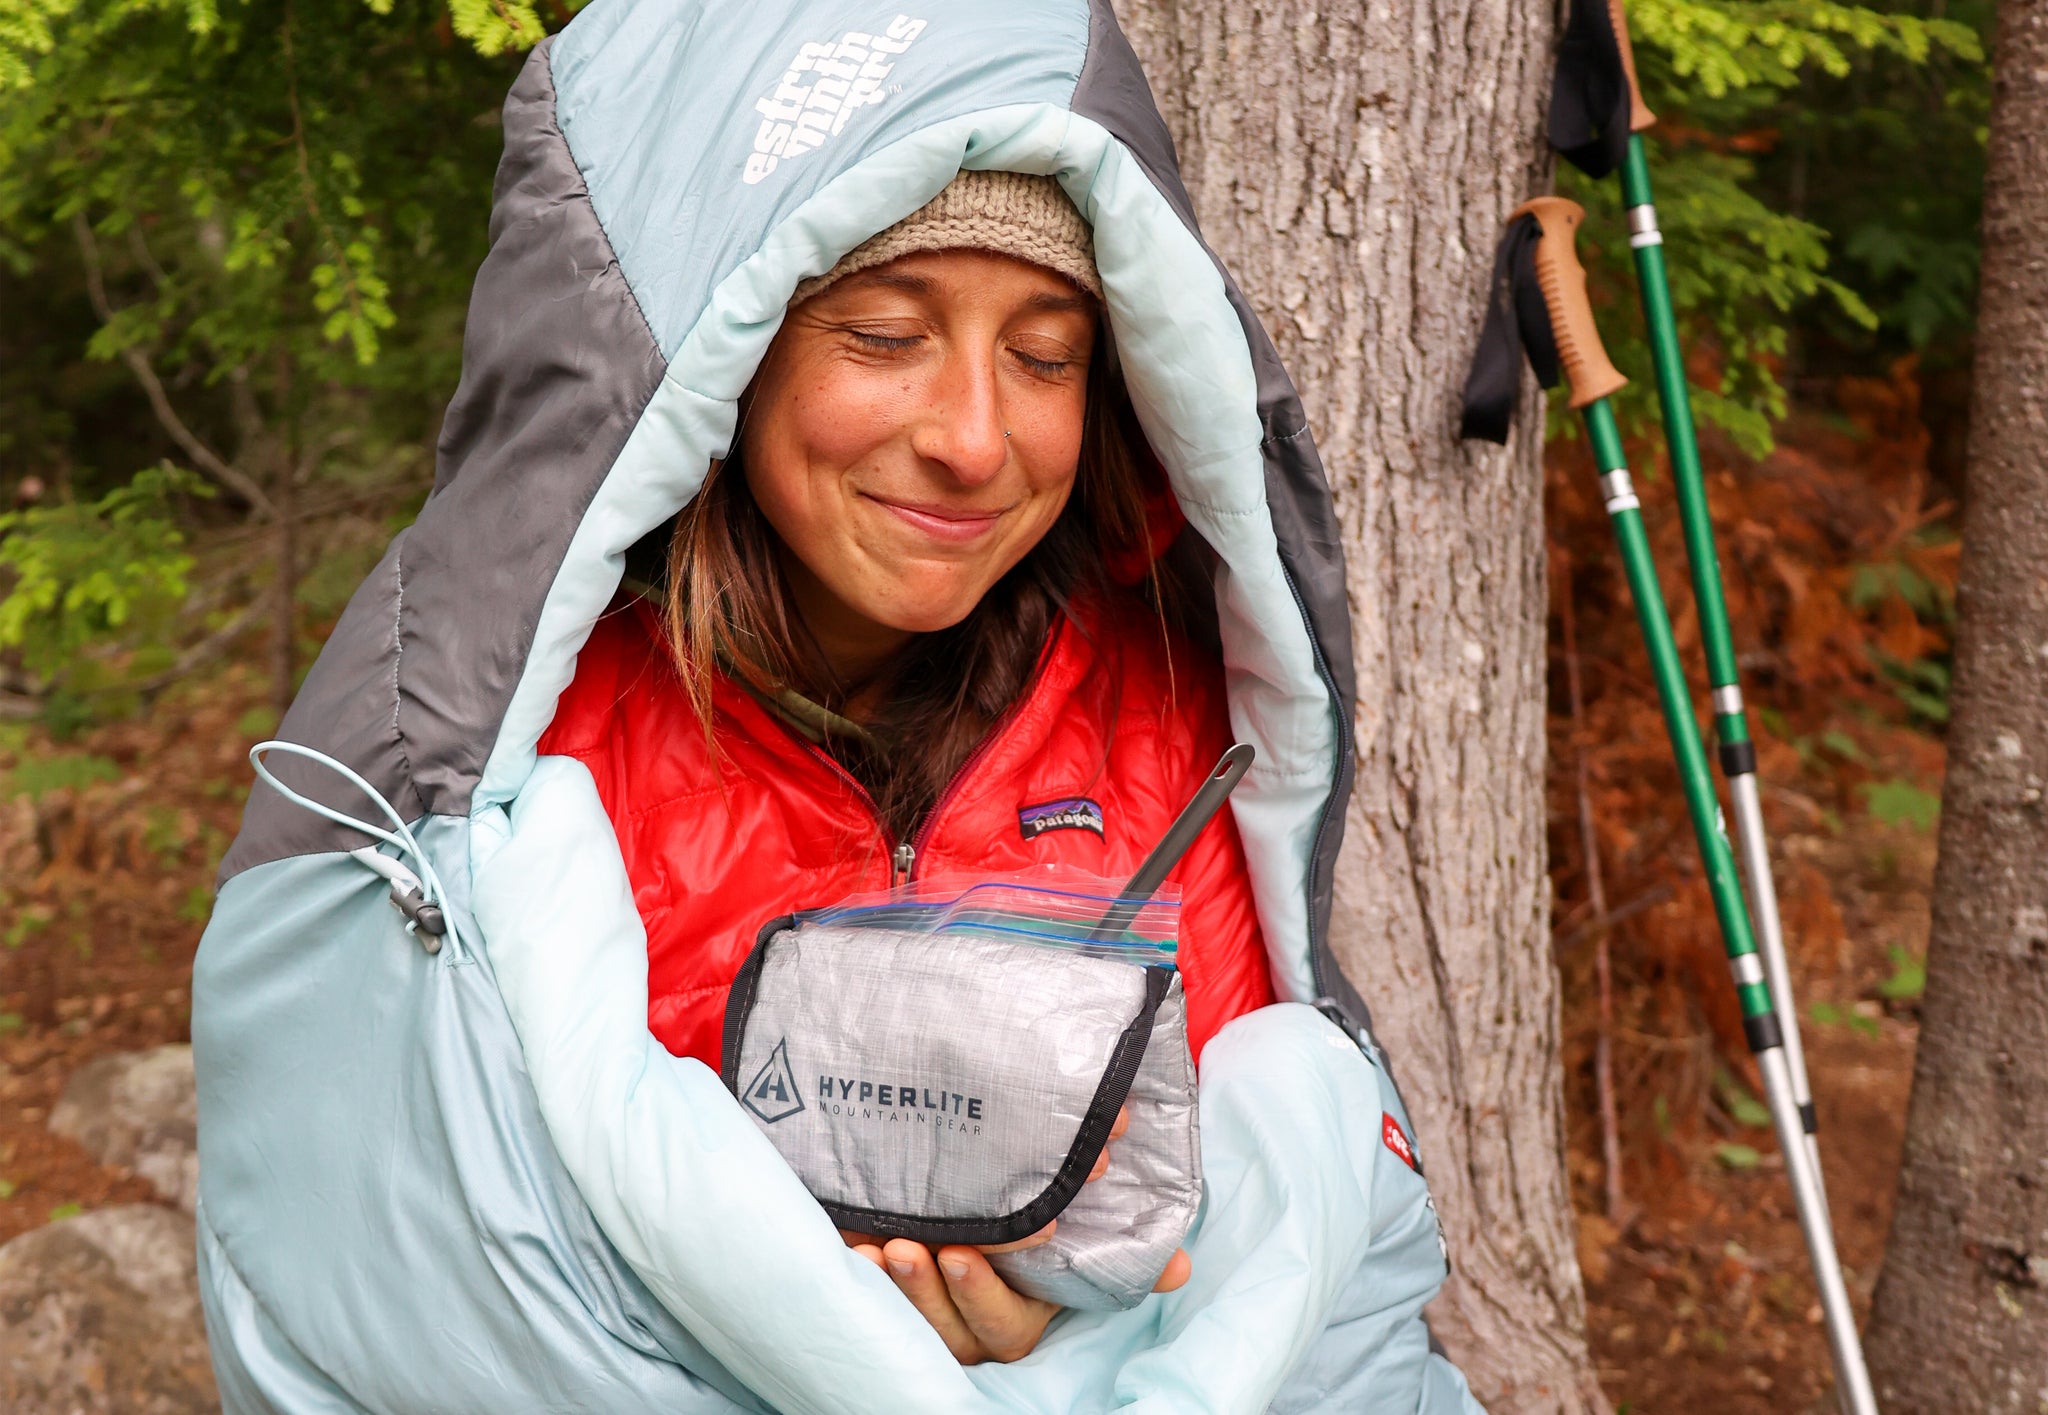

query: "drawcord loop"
xmin=248 ymin=740 xmax=461 ymax=958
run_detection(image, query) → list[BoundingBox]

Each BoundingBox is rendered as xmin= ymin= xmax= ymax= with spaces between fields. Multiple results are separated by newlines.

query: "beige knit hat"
xmin=791 ymin=170 xmax=1101 ymax=307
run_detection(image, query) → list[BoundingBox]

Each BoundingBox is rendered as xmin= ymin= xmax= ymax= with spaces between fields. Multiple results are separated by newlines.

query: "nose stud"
xmin=1003 ymin=429 xmax=1012 ymax=438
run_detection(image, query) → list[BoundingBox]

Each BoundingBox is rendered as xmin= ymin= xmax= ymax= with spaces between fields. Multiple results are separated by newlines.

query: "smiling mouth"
xmin=863 ymin=494 xmax=1011 ymax=545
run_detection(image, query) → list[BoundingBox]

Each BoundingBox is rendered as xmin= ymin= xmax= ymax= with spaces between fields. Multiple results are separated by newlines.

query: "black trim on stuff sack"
xmin=721 ymin=919 xmax=1173 ymax=1248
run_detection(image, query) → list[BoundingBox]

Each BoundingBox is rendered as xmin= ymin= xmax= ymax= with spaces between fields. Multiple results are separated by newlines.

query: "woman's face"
xmin=742 ymin=248 xmax=1096 ymax=680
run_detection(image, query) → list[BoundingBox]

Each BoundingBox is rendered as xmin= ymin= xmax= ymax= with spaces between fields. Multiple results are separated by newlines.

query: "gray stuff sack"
xmin=721 ymin=904 xmax=1201 ymax=1311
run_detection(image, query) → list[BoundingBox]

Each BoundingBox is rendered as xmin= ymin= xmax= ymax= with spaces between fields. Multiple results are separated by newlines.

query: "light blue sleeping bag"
xmin=191 ymin=3 xmax=1488 ymax=1410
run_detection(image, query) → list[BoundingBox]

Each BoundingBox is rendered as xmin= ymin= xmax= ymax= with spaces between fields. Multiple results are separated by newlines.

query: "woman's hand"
xmin=839 ymin=1106 xmax=1193 ymax=1365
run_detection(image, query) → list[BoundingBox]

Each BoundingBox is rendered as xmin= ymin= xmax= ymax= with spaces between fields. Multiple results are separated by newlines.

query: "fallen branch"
xmin=0 ymin=600 xmax=267 ymax=714
xmin=114 ymin=600 xmax=268 ymax=699
xmin=1556 ymin=883 xmax=1676 ymax=952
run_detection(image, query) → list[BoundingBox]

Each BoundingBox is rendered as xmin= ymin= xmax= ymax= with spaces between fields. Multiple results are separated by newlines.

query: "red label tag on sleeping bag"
xmin=1382 ymin=1113 xmax=1418 ymax=1171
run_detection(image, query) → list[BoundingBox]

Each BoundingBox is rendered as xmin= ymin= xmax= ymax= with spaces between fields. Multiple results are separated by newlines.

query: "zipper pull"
xmin=892 ymin=842 xmax=915 ymax=886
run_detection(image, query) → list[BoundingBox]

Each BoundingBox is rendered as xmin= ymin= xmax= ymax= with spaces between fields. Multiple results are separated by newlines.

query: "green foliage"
xmin=4 ymin=902 xmax=54 ymax=947
xmin=2 ymin=750 xmax=118 ymax=802
xmin=142 ymin=805 xmax=193 ymax=861
xmin=445 ymin=0 xmax=548 ymax=56
xmin=0 ymin=464 xmax=205 ymax=682
xmin=234 ymin=704 xmax=280 ymax=738
xmin=1568 ymin=0 xmax=1989 ymax=451
xmin=1810 ymin=999 xmax=1883 ymax=1036
xmin=1 ymin=0 xmax=519 ymax=376
xmin=0 ymin=0 xmax=543 ymax=722
xmin=1877 ymin=944 xmax=1926 ymax=1000
xmin=1821 ymin=728 xmax=1870 ymax=764
xmin=47 ymin=1202 xmax=83 ymax=1221
xmin=1849 ymin=555 xmax=1953 ymax=620
xmin=1872 ymin=650 xmax=1951 ymax=724
xmin=1859 ymin=776 xmax=1940 ymax=831
xmin=1714 ymin=1141 xmax=1763 ymax=1169
xmin=178 ymin=881 xmax=214 ymax=921
xmin=1563 ymin=150 xmax=1874 ymax=456
xmin=1630 ymin=0 xmax=1978 ymax=95
xmin=1713 ymin=1069 xmax=1773 ymax=1127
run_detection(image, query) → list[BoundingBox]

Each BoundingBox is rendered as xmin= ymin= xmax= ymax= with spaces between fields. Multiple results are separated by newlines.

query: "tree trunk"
xmin=1116 ymin=4 xmax=1602 ymax=1410
xmin=1866 ymin=0 xmax=2048 ymax=1405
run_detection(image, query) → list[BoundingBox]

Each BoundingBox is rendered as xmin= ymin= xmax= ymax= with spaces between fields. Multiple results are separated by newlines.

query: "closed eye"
xmin=849 ymin=330 xmax=921 ymax=352
xmin=1011 ymin=349 xmax=1074 ymax=377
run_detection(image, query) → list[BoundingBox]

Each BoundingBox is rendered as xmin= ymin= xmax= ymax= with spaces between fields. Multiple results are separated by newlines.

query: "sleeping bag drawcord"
xmin=248 ymin=740 xmax=461 ymax=958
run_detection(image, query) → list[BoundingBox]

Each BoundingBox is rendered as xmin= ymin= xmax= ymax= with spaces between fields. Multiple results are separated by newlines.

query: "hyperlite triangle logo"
xmin=742 ymin=1039 xmax=806 ymax=1124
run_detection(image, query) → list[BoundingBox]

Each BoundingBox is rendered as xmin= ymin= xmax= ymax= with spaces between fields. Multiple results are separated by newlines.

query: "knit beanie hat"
xmin=792 ymin=170 xmax=1101 ymax=307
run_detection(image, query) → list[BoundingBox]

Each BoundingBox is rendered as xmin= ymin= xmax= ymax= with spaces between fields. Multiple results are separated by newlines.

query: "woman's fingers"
xmin=1086 ymin=1103 xmax=1132 ymax=1182
xmin=935 ymin=1245 xmax=1059 ymax=1364
xmin=1152 ymin=1248 xmax=1192 ymax=1293
xmin=851 ymin=1242 xmax=887 ymax=1271
xmin=1088 ymin=1143 xmax=1112 ymax=1182
xmin=881 ymin=1238 xmax=980 ymax=1362
xmin=976 ymin=1220 xmax=1056 ymax=1255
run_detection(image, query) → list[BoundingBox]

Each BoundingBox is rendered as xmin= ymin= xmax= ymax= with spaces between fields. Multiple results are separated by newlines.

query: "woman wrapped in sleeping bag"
xmin=190 ymin=2 xmax=1489 ymax=1411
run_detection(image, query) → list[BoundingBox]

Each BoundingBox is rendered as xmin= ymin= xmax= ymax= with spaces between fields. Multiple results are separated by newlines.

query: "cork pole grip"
xmin=1510 ymin=196 xmax=1628 ymax=409
xmin=1608 ymin=0 xmax=1658 ymax=133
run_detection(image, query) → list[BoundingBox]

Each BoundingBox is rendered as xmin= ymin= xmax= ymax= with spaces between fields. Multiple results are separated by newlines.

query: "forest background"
xmin=0 ymin=0 xmax=1991 ymax=1408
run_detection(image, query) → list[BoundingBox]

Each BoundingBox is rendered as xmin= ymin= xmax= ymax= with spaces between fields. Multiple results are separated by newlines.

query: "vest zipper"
xmin=773 ymin=616 xmax=1069 ymax=890
xmin=904 ymin=616 xmax=1068 ymax=877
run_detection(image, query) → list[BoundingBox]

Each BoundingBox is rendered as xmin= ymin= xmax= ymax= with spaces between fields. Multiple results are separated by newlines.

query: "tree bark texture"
xmin=1115 ymin=5 xmax=1603 ymax=1410
xmin=1867 ymin=0 xmax=2048 ymax=1405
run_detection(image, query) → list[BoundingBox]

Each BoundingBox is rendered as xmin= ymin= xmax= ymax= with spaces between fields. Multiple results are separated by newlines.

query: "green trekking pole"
xmin=1461 ymin=198 xmax=1878 ymax=1415
xmin=1551 ymin=0 xmax=1830 ymax=1196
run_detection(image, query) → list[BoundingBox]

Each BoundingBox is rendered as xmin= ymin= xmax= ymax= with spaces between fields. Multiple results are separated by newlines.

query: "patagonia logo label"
xmin=1018 ymin=798 xmax=1105 ymax=842
xmin=1382 ymin=1113 xmax=1418 ymax=1171
xmin=744 ymin=15 xmax=928 ymax=185
xmin=742 ymin=1039 xmax=806 ymax=1124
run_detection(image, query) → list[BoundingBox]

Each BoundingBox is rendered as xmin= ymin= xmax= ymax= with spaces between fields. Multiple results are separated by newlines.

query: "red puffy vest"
xmin=537 ymin=596 xmax=1275 ymax=1069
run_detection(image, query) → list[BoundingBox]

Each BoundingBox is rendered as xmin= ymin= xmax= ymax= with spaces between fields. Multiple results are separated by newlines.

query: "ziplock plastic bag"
xmin=798 ymin=871 xmax=1182 ymax=961
xmin=722 ymin=871 xmax=1199 ymax=1310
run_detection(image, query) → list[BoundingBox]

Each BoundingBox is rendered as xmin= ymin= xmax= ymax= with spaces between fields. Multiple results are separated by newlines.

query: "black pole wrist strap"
xmin=1460 ymin=214 xmax=1560 ymax=445
xmin=1548 ymin=0 xmax=1633 ymax=178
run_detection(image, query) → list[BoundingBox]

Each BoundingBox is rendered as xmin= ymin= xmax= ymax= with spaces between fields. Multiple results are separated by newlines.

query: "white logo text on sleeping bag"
xmin=744 ymin=15 xmax=929 ymax=185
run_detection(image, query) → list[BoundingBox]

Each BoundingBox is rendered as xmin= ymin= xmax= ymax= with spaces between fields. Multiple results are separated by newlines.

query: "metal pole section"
xmin=1583 ymin=400 xmax=1876 ymax=1415
xmin=1618 ymin=133 xmax=1826 ymax=1182
xmin=1759 ymin=1045 xmax=1878 ymax=1414
xmin=1730 ymin=769 xmax=1827 ymax=1206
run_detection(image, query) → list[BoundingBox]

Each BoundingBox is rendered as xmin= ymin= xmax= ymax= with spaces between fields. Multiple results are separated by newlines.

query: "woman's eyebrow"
xmin=842 ymin=269 xmax=937 ymax=297
xmin=1020 ymin=290 xmax=1095 ymax=316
